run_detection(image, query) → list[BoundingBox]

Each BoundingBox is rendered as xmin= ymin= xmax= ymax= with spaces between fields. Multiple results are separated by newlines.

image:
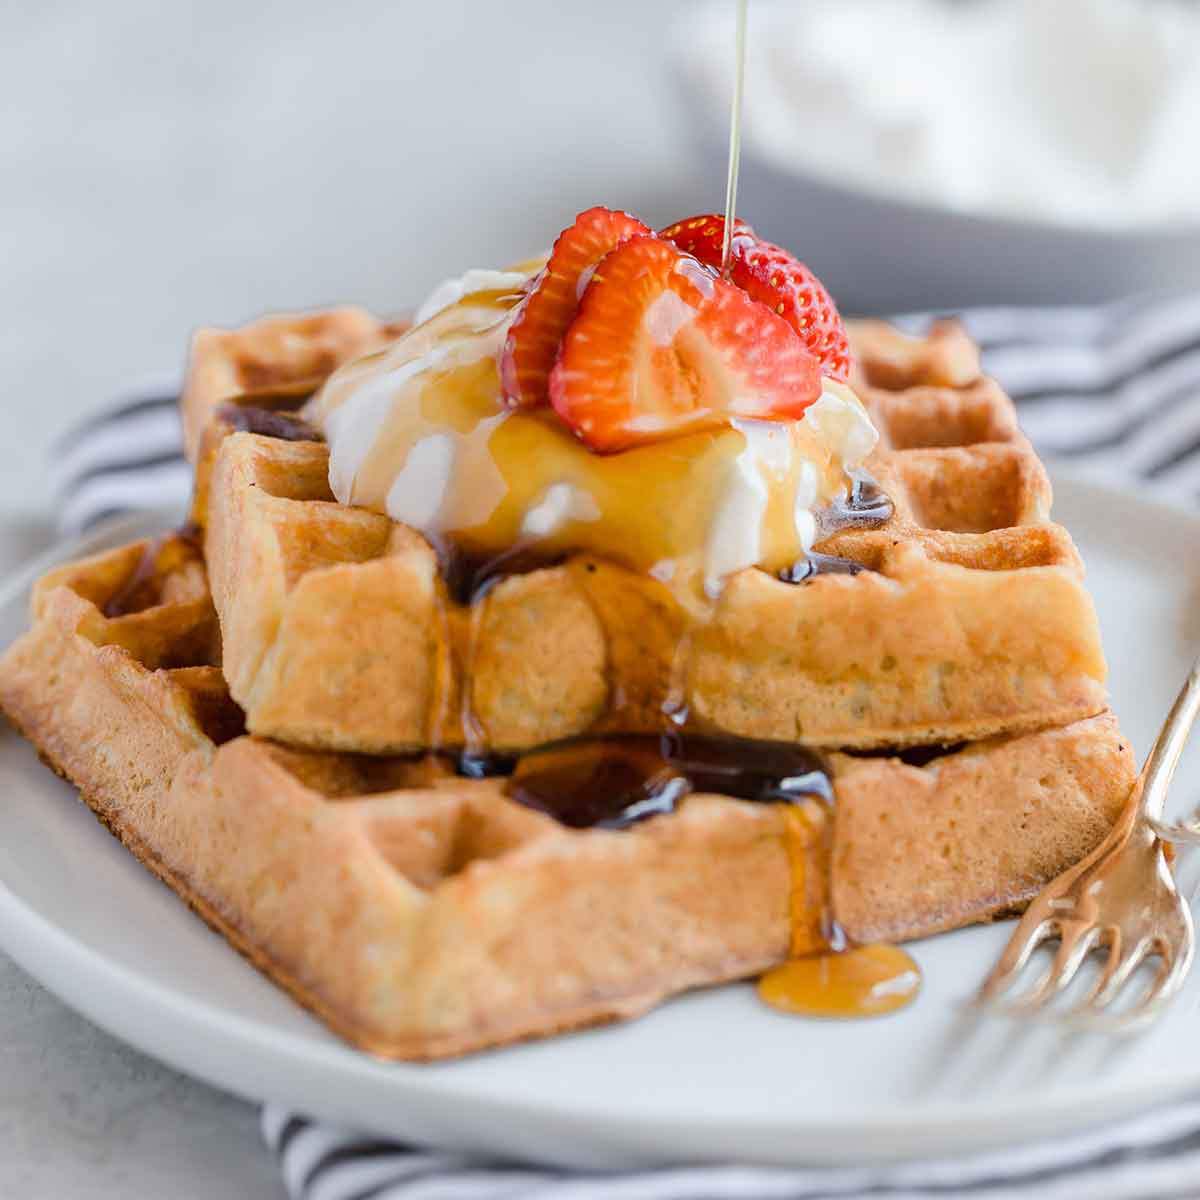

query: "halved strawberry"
xmin=549 ymin=236 xmax=822 ymax=453
xmin=661 ymin=214 xmax=851 ymax=382
xmin=500 ymin=206 xmax=651 ymax=408
xmin=659 ymin=212 xmax=755 ymax=263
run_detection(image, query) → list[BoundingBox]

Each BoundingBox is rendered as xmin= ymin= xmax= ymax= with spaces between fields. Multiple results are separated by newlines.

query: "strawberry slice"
xmin=549 ymin=236 xmax=822 ymax=453
xmin=661 ymin=214 xmax=851 ymax=382
xmin=500 ymin=206 xmax=651 ymax=408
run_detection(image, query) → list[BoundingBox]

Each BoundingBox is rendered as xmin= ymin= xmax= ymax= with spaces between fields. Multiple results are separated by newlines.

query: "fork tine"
xmin=974 ymin=917 xmax=1056 ymax=1007
xmin=1121 ymin=954 xmax=1184 ymax=1033
xmin=1115 ymin=926 xmax=1195 ymax=1031
xmin=1090 ymin=936 xmax=1154 ymax=1012
xmin=1147 ymin=817 xmax=1200 ymax=845
xmin=1132 ymin=941 xmax=1195 ymax=1027
xmin=1002 ymin=923 xmax=1101 ymax=1014
xmin=1065 ymin=944 xmax=1179 ymax=1034
xmin=1055 ymin=933 xmax=1149 ymax=1029
xmin=1049 ymin=929 xmax=1120 ymax=1025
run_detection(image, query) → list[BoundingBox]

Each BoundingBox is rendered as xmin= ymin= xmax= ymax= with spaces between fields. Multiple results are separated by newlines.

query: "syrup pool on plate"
xmin=760 ymin=802 xmax=922 ymax=1018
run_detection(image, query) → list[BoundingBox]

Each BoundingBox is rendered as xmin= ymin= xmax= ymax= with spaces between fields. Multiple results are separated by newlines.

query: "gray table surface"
xmin=0 ymin=957 xmax=285 ymax=1198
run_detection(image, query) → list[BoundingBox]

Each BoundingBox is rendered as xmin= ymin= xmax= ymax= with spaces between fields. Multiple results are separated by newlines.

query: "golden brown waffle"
xmin=192 ymin=312 xmax=1106 ymax=754
xmin=181 ymin=307 xmax=408 ymax=465
xmin=0 ymin=538 xmax=1134 ymax=1058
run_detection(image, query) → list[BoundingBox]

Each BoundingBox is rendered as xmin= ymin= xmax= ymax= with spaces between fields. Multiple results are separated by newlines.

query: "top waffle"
xmin=185 ymin=309 xmax=1106 ymax=755
xmin=181 ymin=306 xmax=408 ymax=464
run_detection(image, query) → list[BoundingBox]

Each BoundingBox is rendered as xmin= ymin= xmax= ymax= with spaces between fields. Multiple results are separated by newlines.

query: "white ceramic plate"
xmin=2 ymin=480 xmax=1200 ymax=1169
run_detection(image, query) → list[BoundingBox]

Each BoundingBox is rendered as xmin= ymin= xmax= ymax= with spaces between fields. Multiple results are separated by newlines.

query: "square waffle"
xmin=180 ymin=306 xmax=408 ymax=464
xmin=189 ymin=311 xmax=1107 ymax=754
xmin=0 ymin=536 xmax=1134 ymax=1058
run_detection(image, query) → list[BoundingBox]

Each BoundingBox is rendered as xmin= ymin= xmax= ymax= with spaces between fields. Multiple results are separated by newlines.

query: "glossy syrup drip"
xmin=774 ymin=473 xmax=892 ymax=583
xmin=101 ymin=529 xmax=201 ymax=618
xmin=755 ymin=804 xmax=922 ymax=1019
xmin=505 ymin=732 xmax=921 ymax=1018
xmin=709 ymin=6 xmax=917 ymax=1017
xmin=507 ymin=732 xmax=831 ymax=830
xmin=428 ymin=534 xmax=563 ymax=608
xmin=777 ymin=553 xmax=867 ymax=584
xmin=758 ymin=945 xmax=922 ymax=1018
xmin=817 ymin=472 xmax=894 ymax=537
xmin=216 ymin=403 xmax=322 ymax=443
xmin=454 ymin=749 xmax=518 ymax=779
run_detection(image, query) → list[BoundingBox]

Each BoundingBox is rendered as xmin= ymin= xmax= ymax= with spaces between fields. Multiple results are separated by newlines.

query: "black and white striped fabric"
xmin=51 ymin=291 xmax=1200 ymax=1200
xmin=54 ymin=373 xmax=190 ymax=536
xmin=260 ymin=1098 xmax=1200 ymax=1200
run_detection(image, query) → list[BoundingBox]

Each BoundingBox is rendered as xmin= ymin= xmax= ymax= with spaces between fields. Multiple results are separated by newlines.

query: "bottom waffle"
xmin=0 ymin=538 xmax=1135 ymax=1059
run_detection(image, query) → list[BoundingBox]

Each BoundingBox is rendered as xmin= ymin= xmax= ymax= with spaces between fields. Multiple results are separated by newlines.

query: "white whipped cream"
xmin=681 ymin=0 xmax=1200 ymax=228
xmin=521 ymin=483 xmax=602 ymax=538
xmin=413 ymin=268 xmax=531 ymax=326
xmin=320 ymin=270 xmax=880 ymax=604
xmin=704 ymin=385 xmax=877 ymax=595
xmin=803 ymin=385 xmax=878 ymax=468
xmin=384 ymin=433 xmax=456 ymax=529
xmin=324 ymin=352 xmax=446 ymax=502
xmin=703 ymin=420 xmax=778 ymax=598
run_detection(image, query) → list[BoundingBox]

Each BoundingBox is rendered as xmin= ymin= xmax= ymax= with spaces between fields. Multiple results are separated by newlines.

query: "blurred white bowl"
xmin=683 ymin=136 xmax=1200 ymax=313
xmin=672 ymin=1 xmax=1200 ymax=313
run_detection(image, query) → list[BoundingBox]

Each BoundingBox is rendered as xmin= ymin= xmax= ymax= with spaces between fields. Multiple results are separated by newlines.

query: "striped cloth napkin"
xmin=50 ymin=291 xmax=1200 ymax=1199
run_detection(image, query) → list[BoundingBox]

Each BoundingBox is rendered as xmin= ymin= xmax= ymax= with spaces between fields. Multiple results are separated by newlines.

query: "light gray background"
xmin=1 ymin=0 xmax=701 ymax=521
xmin=0 ymin=2 xmax=694 ymax=1194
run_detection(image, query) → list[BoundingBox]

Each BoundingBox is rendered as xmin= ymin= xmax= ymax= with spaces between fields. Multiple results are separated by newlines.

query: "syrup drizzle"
xmin=756 ymin=802 xmax=922 ymax=1019
xmin=778 ymin=553 xmax=866 ymax=584
xmin=429 ymin=535 xmax=562 ymax=608
xmin=216 ymin=403 xmax=321 ymax=443
xmin=101 ymin=528 xmax=202 ymax=618
xmin=711 ymin=0 xmax=918 ymax=1020
xmin=817 ymin=473 xmax=894 ymax=537
xmin=720 ymin=0 xmax=749 ymax=277
xmin=507 ymin=732 xmax=830 ymax=830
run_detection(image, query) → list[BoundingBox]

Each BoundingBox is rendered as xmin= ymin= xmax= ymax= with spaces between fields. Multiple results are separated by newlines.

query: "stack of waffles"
xmin=0 ymin=308 xmax=1135 ymax=1058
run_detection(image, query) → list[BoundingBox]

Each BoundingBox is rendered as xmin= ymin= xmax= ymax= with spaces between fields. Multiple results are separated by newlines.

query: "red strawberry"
xmin=500 ymin=206 xmax=651 ymax=408
xmin=659 ymin=213 xmax=756 ymax=263
xmin=660 ymin=214 xmax=851 ymax=382
xmin=549 ymin=236 xmax=822 ymax=453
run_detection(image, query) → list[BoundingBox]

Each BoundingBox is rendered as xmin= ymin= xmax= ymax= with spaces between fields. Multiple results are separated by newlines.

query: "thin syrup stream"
xmin=716 ymin=0 xmax=919 ymax=1019
xmin=719 ymin=0 xmax=748 ymax=277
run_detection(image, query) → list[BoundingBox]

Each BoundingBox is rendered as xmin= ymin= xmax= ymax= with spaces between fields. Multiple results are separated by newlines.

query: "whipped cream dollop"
xmin=413 ymin=268 xmax=533 ymax=325
xmin=700 ymin=394 xmax=873 ymax=598
xmin=308 ymin=268 xmax=879 ymax=611
xmin=680 ymin=0 xmax=1200 ymax=228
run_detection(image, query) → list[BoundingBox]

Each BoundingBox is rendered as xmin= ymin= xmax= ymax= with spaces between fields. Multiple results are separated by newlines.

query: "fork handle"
xmin=1139 ymin=654 xmax=1200 ymax=822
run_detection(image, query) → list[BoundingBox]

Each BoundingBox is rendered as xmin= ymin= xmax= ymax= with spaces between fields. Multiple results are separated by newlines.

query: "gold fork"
xmin=974 ymin=659 xmax=1200 ymax=1032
